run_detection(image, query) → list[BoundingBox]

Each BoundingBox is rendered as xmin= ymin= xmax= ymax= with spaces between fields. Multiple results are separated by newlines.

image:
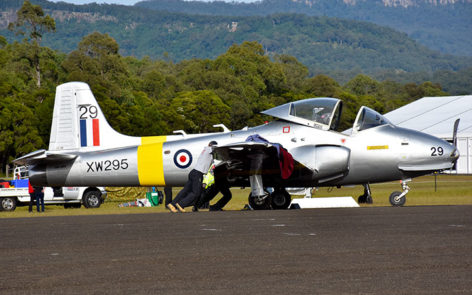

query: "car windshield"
xmin=289 ymin=98 xmax=338 ymax=126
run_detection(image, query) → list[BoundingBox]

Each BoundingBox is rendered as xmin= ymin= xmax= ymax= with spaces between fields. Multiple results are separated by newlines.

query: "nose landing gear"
xmin=389 ymin=179 xmax=410 ymax=207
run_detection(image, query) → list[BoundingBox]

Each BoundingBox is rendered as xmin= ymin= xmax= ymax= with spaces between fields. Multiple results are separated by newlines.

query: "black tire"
xmin=82 ymin=190 xmax=102 ymax=209
xmin=248 ymin=193 xmax=271 ymax=210
xmin=1 ymin=197 xmax=17 ymax=211
xmin=271 ymin=189 xmax=291 ymax=210
xmin=389 ymin=191 xmax=406 ymax=207
xmin=358 ymin=194 xmax=373 ymax=204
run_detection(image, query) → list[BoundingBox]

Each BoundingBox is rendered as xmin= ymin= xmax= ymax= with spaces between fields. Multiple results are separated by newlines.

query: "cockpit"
xmin=351 ymin=106 xmax=392 ymax=134
xmin=262 ymin=97 xmax=342 ymax=131
xmin=261 ymin=97 xmax=392 ymax=133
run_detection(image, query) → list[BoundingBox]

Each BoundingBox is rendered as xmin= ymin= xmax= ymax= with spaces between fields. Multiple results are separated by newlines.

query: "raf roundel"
xmin=173 ymin=149 xmax=192 ymax=169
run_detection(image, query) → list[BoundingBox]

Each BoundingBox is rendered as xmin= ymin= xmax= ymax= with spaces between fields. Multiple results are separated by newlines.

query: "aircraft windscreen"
xmin=289 ymin=98 xmax=337 ymax=126
xmin=355 ymin=107 xmax=392 ymax=132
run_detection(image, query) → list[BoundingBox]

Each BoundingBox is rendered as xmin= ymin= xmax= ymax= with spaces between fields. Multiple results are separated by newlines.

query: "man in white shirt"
xmin=167 ymin=141 xmax=217 ymax=213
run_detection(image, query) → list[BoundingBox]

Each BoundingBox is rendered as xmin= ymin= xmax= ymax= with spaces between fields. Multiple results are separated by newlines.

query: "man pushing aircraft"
xmin=167 ymin=141 xmax=217 ymax=213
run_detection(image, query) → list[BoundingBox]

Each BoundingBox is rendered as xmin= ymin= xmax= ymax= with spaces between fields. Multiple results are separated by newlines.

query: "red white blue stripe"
xmin=80 ymin=119 xmax=100 ymax=147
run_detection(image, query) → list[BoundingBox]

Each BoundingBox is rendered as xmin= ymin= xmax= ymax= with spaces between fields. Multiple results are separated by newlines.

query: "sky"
xmin=49 ymin=0 xmax=142 ymax=4
xmin=48 ymin=0 xmax=256 ymax=5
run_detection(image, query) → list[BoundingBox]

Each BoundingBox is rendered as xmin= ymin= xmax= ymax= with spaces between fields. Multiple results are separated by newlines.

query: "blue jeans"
xmin=35 ymin=193 xmax=44 ymax=212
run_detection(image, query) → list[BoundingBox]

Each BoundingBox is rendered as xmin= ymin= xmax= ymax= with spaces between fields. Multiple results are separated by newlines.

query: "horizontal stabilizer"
xmin=13 ymin=149 xmax=77 ymax=166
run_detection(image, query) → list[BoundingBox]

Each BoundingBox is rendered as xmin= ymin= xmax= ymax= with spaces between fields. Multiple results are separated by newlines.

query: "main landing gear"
xmin=389 ymin=179 xmax=410 ymax=207
xmin=358 ymin=184 xmax=373 ymax=204
xmin=246 ymin=152 xmax=292 ymax=210
xmin=248 ymin=188 xmax=292 ymax=210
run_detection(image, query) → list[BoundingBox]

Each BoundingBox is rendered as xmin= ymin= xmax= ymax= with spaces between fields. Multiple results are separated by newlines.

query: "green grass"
xmin=2 ymin=174 xmax=472 ymax=218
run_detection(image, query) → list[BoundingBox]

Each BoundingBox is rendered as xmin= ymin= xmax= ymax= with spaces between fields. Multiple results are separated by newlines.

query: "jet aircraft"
xmin=15 ymin=82 xmax=459 ymax=208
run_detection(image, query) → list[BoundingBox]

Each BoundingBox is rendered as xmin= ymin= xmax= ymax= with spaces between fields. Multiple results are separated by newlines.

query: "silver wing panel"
xmin=290 ymin=145 xmax=350 ymax=179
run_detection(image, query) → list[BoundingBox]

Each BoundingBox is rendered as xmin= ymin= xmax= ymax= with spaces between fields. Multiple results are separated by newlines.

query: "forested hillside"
xmin=1 ymin=0 xmax=471 ymax=82
xmin=136 ymin=0 xmax=472 ymax=57
xmin=0 ymin=1 xmax=470 ymax=174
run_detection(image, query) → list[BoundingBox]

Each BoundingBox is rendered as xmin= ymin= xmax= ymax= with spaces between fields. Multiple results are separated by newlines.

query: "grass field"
xmin=1 ymin=174 xmax=472 ymax=218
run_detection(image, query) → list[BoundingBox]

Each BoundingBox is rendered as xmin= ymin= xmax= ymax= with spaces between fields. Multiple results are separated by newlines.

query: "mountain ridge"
xmin=135 ymin=0 xmax=472 ymax=56
xmin=1 ymin=0 xmax=471 ymax=84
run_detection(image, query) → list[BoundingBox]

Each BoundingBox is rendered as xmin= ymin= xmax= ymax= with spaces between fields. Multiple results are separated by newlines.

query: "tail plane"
xmin=49 ymin=82 xmax=140 ymax=151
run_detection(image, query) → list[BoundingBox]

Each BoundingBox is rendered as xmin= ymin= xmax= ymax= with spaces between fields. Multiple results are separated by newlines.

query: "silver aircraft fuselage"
xmin=17 ymin=82 xmax=458 ymax=191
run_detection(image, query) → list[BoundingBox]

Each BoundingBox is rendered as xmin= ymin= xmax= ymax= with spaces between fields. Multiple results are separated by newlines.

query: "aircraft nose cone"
xmin=435 ymin=139 xmax=458 ymax=169
xmin=450 ymin=146 xmax=460 ymax=160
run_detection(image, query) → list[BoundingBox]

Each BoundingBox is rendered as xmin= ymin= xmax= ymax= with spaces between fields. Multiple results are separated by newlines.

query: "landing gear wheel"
xmin=270 ymin=189 xmax=291 ymax=210
xmin=357 ymin=195 xmax=373 ymax=204
xmin=389 ymin=191 xmax=406 ymax=207
xmin=1 ymin=197 xmax=17 ymax=211
xmin=248 ymin=193 xmax=271 ymax=210
xmin=82 ymin=190 xmax=102 ymax=208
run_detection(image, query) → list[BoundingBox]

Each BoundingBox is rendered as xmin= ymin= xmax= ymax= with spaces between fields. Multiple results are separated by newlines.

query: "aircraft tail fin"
xmin=49 ymin=82 xmax=140 ymax=151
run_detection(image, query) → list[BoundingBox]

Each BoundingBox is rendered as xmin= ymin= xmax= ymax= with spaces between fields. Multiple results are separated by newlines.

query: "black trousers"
xmin=197 ymin=179 xmax=232 ymax=210
xmin=164 ymin=186 xmax=173 ymax=206
xmin=28 ymin=193 xmax=35 ymax=212
xmin=172 ymin=169 xmax=203 ymax=208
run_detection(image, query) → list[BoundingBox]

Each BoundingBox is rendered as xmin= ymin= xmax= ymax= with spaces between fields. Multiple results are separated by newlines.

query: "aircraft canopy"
xmin=262 ymin=97 xmax=342 ymax=131
xmin=352 ymin=106 xmax=392 ymax=134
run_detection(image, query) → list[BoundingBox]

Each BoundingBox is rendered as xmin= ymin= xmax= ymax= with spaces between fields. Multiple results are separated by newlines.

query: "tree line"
xmin=2 ymin=0 xmax=472 ymax=85
xmin=0 ymin=1 xmax=448 ymax=174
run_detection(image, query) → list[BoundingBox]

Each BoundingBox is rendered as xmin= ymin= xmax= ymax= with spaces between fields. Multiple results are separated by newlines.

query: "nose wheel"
xmin=389 ymin=179 xmax=410 ymax=207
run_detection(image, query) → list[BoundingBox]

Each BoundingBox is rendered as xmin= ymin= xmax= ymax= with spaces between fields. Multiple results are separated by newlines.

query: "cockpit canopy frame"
xmin=261 ymin=97 xmax=343 ymax=131
xmin=352 ymin=106 xmax=392 ymax=134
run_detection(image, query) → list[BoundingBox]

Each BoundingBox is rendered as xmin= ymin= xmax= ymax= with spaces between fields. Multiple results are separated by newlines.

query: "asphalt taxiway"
xmin=1 ymin=206 xmax=471 ymax=294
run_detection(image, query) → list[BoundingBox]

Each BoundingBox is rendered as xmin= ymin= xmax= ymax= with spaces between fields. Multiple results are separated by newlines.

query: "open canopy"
xmin=262 ymin=97 xmax=343 ymax=131
xmin=352 ymin=106 xmax=392 ymax=134
xmin=262 ymin=97 xmax=393 ymax=134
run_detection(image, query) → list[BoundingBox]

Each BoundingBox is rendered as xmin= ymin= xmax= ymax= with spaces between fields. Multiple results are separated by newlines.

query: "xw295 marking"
xmin=86 ymin=159 xmax=129 ymax=172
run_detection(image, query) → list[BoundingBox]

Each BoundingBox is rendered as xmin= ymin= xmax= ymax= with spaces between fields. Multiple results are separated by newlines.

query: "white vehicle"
xmin=0 ymin=167 xmax=107 ymax=211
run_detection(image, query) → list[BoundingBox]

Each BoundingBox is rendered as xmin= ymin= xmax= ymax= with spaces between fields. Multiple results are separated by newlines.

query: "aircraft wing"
xmin=13 ymin=149 xmax=77 ymax=166
xmin=212 ymin=141 xmax=294 ymax=184
xmin=213 ymin=141 xmax=351 ymax=186
xmin=213 ymin=141 xmax=275 ymax=160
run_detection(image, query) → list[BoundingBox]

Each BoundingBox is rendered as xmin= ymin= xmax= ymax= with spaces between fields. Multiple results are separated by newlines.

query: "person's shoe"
xmin=175 ymin=203 xmax=186 ymax=213
xmin=166 ymin=203 xmax=178 ymax=213
xmin=209 ymin=206 xmax=223 ymax=211
xmin=192 ymin=206 xmax=199 ymax=212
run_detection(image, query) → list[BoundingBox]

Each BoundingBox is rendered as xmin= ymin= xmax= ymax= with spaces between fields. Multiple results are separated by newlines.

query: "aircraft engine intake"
xmin=291 ymin=145 xmax=350 ymax=182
